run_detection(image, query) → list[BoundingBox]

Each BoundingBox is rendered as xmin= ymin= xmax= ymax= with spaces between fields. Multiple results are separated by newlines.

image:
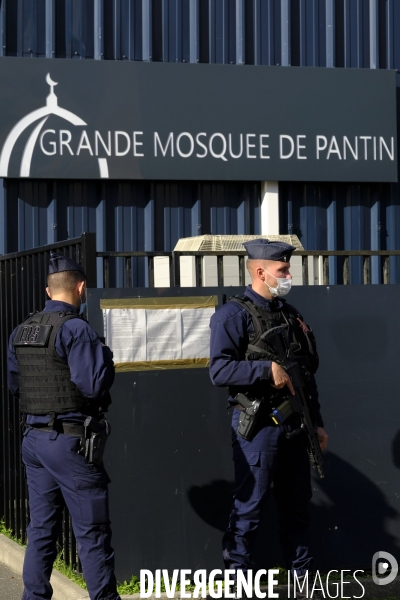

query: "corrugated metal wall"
xmin=3 ymin=1 xmax=399 ymax=68
xmin=0 ymin=0 xmax=399 ymax=257
xmin=0 ymin=179 xmax=260 ymax=253
xmin=279 ymin=181 xmax=400 ymax=283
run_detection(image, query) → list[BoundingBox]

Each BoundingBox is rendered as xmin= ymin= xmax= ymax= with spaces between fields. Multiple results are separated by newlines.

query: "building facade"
xmin=0 ymin=0 xmax=399 ymax=265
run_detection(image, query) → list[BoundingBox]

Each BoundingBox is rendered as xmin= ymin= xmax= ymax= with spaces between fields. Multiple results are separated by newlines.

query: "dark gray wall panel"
xmin=87 ymin=285 xmax=400 ymax=579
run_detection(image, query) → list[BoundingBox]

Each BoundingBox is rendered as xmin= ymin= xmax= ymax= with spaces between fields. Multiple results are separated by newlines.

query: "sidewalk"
xmin=0 ymin=534 xmax=89 ymax=600
xmin=1 ymin=534 xmax=400 ymax=599
xmin=0 ymin=561 xmax=24 ymax=600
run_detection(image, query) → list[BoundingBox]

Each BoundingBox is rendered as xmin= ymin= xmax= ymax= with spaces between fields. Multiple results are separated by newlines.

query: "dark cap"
xmin=48 ymin=251 xmax=86 ymax=278
xmin=243 ymin=238 xmax=296 ymax=262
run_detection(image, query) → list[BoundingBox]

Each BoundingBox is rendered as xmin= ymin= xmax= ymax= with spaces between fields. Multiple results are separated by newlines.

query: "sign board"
xmin=0 ymin=57 xmax=396 ymax=182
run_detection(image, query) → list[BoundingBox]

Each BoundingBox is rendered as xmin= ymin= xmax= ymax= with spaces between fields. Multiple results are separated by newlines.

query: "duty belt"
xmin=28 ymin=417 xmax=111 ymax=466
xmin=30 ymin=422 xmax=85 ymax=437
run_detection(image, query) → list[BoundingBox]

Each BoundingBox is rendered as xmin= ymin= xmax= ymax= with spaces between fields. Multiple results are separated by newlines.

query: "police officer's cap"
xmin=243 ymin=238 xmax=296 ymax=262
xmin=48 ymin=251 xmax=86 ymax=278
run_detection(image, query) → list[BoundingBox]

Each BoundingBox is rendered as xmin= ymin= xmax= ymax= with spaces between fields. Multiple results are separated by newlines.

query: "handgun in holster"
xmin=83 ymin=416 xmax=111 ymax=465
xmin=234 ymin=392 xmax=263 ymax=441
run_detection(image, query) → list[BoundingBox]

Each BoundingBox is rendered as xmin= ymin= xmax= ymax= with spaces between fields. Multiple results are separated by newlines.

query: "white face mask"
xmin=262 ymin=269 xmax=292 ymax=297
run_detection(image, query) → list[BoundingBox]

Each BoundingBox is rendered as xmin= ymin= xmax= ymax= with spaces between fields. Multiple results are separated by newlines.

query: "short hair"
xmin=246 ymin=258 xmax=275 ymax=275
xmin=47 ymin=270 xmax=86 ymax=293
xmin=246 ymin=258 xmax=267 ymax=273
xmin=246 ymin=258 xmax=255 ymax=273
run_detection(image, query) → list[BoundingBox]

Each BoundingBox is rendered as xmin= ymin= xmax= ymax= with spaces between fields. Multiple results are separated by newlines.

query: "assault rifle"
xmin=235 ymin=324 xmax=324 ymax=479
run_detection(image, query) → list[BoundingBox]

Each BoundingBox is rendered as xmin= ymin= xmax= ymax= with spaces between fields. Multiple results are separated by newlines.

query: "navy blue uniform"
xmin=210 ymin=286 xmax=323 ymax=576
xmin=8 ymin=300 xmax=120 ymax=600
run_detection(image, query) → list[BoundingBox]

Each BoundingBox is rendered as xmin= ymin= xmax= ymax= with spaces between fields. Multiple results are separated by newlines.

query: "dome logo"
xmin=0 ymin=73 xmax=109 ymax=178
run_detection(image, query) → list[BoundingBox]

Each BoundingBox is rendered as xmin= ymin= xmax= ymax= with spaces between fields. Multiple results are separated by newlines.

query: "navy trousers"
xmin=223 ymin=409 xmax=313 ymax=576
xmin=21 ymin=426 xmax=120 ymax=600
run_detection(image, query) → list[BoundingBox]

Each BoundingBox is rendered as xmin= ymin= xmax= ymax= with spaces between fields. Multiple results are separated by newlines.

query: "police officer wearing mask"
xmin=7 ymin=252 xmax=121 ymax=600
xmin=209 ymin=239 xmax=328 ymax=595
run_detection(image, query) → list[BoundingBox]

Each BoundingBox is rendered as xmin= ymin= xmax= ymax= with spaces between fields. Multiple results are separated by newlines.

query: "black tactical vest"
xmin=13 ymin=310 xmax=107 ymax=416
xmin=231 ymin=295 xmax=319 ymax=370
xmin=228 ymin=295 xmax=319 ymax=400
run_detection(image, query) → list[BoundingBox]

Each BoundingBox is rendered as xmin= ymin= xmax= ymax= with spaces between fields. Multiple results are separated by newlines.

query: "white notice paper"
xmin=181 ymin=308 xmax=215 ymax=359
xmin=146 ymin=309 xmax=179 ymax=362
xmin=104 ymin=308 xmax=146 ymax=363
xmin=103 ymin=306 xmax=215 ymax=365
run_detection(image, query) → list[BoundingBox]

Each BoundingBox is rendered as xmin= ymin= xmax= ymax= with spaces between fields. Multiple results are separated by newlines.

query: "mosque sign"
xmin=0 ymin=57 xmax=396 ymax=182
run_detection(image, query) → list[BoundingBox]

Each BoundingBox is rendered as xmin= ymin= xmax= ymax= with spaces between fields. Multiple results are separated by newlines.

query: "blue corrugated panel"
xmin=279 ymin=182 xmax=400 ymax=283
xmin=208 ymin=0 xmax=238 ymax=65
xmin=2 ymin=0 xmax=46 ymax=57
xmin=244 ymin=0 xmax=282 ymax=65
xmin=161 ymin=0 xmax=191 ymax=63
xmin=58 ymin=0 xmax=95 ymax=59
xmin=1 ymin=0 xmax=398 ymax=68
xmin=103 ymin=0 xmax=143 ymax=61
xmin=384 ymin=0 xmax=400 ymax=70
xmin=290 ymin=0 xmax=327 ymax=67
xmin=335 ymin=0 xmax=370 ymax=68
xmin=385 ymin=183 xmax=400 ymax=284
xmin=0 ymin=178 xmax=260 ymax=252
xmin=0 ymin=1 xmax=397 ymax=71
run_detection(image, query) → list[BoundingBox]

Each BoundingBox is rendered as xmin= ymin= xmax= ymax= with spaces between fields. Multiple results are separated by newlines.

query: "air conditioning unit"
xmin=174 ymin=234 xmax=303 ymax=252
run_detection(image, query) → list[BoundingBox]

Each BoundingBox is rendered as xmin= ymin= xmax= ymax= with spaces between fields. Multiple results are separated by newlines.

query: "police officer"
xmin=209 ymin=239 xmax=328 ymax=593
xmin=7 ymin=252 xmax=121 ymax=600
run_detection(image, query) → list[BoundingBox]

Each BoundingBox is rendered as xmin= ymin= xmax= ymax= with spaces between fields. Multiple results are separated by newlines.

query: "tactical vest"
xmin=228 ymin=295 xmax=319 ymax=400
xmin=13 ymin=310 xmax=108 ymax=416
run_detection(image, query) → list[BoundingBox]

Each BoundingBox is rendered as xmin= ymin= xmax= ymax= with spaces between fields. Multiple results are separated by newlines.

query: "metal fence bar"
xmin=363 ymin=256 xmax=371 ymax=284
xmin=148 ymin=256 xmax=154 ymax=288
xmin=343 ymin=256 xmax=350 ymax=285
xmin=238 ymin=255 xmax=246 ymax=286
xmin=217 ymin=255 xmax=224 ymax=287
xmin=383 ymin=256 xmax=390 ymax=284
xmin=96 ymin=249 xmax=400 ymax=288
xmin=125 ymin=257 xmax=132 ymax=288
xmin=323 ymin=256 xmax=329 ymax=285
xmin=171 ymin=252 xmax=180 ymax=287
xmin=81 ymin=232 xmax=97 ymax=289
xmin=195 ymin=255 xmax=202 ymax=287
xmin=103 ymin=256 xmax=110 ymax=289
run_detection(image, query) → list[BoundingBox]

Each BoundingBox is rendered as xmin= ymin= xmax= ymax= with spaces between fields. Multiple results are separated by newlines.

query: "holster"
xmin=82 ymin=416 xmax=111 ymax=465
xmin=235 ymin=393 xmax=262 ymax=441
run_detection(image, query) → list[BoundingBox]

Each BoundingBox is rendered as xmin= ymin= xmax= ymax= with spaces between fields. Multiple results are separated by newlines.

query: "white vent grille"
xmin=174 ymin=234 xmax=303 ymax=252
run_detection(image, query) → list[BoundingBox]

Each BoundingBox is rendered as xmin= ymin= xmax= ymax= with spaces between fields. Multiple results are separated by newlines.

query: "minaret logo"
xmin=0 ymin=74 xmax=109 ymax=178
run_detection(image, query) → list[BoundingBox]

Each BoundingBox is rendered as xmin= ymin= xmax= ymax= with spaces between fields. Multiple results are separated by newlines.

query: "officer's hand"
xmin=317 ymin=427 xmax=329 ymax=450
xmin=270 ymin=362 xmax=295 ymax=396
